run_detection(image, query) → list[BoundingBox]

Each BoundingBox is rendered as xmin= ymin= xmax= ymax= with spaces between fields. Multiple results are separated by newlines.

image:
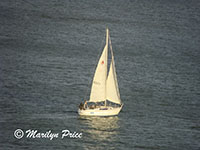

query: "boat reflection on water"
xmin=79 ymin=116 xmax=120 ymax=150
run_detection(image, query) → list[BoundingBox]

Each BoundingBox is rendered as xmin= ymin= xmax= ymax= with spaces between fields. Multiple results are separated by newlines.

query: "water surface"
xmin=0 ymin=0 xmax=200 ymax=150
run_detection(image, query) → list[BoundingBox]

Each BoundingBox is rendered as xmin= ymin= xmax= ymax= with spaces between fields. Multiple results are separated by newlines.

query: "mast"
xmin=105 ymin=28 xmax=109 ymax=106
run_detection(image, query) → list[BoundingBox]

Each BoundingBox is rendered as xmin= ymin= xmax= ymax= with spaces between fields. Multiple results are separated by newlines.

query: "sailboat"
xmin=78 ymin=28 xmax=123 ymax=116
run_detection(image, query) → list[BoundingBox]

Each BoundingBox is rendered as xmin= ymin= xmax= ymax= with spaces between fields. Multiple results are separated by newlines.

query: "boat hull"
xmin=78 ymin=105 xmax=123 ymax=117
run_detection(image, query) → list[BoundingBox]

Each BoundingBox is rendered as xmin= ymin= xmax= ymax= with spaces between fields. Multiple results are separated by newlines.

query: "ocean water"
xmin=0 ymin=0 xmax=200 ymax=150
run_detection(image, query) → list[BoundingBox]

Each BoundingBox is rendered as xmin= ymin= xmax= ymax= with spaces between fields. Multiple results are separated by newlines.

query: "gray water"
xmin=0 ymin=0 xmax=200 ymax=150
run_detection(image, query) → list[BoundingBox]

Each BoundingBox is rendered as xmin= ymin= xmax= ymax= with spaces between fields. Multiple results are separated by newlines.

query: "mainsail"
xmin=89 ymin=44 xmax=108 ymax=102
xmin=89 ymin=29 xmax=121 ymax=104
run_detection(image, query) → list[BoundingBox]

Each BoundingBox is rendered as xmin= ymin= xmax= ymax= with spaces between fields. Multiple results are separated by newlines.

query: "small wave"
xmin=190 ymin=126 xmax=200 ymax=131
xmin=134 ymin=145 xmax=161 ymax=150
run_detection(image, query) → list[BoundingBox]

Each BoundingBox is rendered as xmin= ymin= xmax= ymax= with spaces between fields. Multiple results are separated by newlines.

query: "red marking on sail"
xmin=101 ymin=61 xmax=104 ymax=64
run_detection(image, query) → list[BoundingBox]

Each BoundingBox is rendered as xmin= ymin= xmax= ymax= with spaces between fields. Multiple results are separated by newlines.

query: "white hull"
xmin=78 ymin=105 xmax=123 ymax=117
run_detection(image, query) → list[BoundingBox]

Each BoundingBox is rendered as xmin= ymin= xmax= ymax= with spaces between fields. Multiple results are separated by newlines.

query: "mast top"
xmin=106 ymin=28 xmax=109 ymax=45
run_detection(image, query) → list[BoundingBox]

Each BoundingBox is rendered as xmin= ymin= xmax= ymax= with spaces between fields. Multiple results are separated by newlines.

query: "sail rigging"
xmin=89 ymin=29 xmax=121 ymax=104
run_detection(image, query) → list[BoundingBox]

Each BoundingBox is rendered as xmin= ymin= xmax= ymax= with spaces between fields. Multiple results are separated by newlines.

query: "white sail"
xmin=89 ymin=28 xmax=121 ymax=104
xmin=78 ymin=28 xmax=123 ymax=116
xmin=106 ymin=50 xmax=121 ymax=104
xmin=89 ymin=40 xmax=108 ymax=102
